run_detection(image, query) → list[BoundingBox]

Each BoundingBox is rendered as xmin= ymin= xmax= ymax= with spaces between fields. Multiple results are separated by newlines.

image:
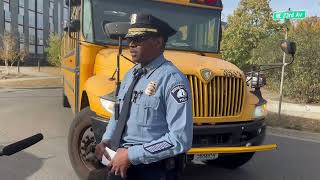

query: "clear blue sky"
xmin=222 ymin=0 xmax=320 ymax=21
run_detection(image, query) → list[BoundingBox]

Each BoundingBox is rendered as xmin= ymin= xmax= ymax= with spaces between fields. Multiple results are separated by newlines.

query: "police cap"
xmin=125 ymin=13 xmax=177 ymax=40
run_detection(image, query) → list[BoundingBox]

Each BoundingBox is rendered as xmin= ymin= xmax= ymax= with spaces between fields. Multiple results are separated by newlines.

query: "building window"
xmin=29 ymin=11 xmax=35 ymax=27
xmin=28 ymin=0 xmax=35 ymax=11
xmin=29 ymin=27 xmax=36 ymax=44
xmin=4 ymin=10 xmax=11 ymax=22
xmin=4 ymin=1 xmax=11 ymax=22
xmin=37 ymin=45 xmax=43 ymax=54
xmin=37 ymin=13 xmax=43 ymax=29
xmin=5 ymin=22 xmax=11 ymax=32
xmin=19 ymin=7 xmax=24 ymax=15
xmin=58 ymin=1 xmax=62 ymax=33
xmin=37 ymin=29 xmax=43 ymax=45
xmin=49 ymin=1 xmax=54 ymax=17
xmin=4 ymin=1 xmax=11 ymax=33
xmin=18 ymin=15 xmax=24 ymax=25
xmin=19 ymin=0 xmax=25 ymax=7
xmin=18 ymin=25 xmax=24 ymax=42
xmin=49 ymin=17 xmax=54 ymax=32
xmin=29 ymin=44 xmax=35 ymax=54
xmin=4 ymin=2 xmax=10 ymax=11
xmin=20 ymin=43 xmax=25 ymax=52
xmin=64 ymin=7 xmax=69 ymax=21
xmin=37 ymin=0 xmax=43 ymax=13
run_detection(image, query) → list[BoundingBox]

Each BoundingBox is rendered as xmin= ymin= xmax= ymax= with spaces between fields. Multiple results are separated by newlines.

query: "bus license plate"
xmin=193 ymin=154 xmax=219 ymax=161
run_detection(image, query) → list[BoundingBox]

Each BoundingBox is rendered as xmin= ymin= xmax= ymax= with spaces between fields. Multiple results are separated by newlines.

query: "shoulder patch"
xmin=144 ymin=141 xmax=174 ymax=154
xmin=170 ymin=84 xmax=188 ymax=103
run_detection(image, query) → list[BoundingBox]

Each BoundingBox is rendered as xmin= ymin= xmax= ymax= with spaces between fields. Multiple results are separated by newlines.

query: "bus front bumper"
xmin=189 ymin=118 xmax=277 ymax=154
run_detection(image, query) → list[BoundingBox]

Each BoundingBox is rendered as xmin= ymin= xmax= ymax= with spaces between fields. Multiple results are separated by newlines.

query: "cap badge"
xmin=200 ymin=68 xmax=214 ymax=83
xmin=145 ymin=81 xmax=157 ymax=96
xmin=130 ymin=14 xmax=137 ymax=24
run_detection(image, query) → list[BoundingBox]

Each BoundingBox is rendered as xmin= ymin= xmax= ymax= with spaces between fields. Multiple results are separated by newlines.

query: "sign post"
xmin=273 ymin=9 xmax=306 ymax=120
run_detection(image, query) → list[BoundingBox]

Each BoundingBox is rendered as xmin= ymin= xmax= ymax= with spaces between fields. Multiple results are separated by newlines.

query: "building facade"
xmin=0 ymin=0 xmax=68 ymax=65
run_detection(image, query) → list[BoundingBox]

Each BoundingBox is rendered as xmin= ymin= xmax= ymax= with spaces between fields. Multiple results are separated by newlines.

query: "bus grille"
xmin=187 ymin=75 xmax=244 ymax=117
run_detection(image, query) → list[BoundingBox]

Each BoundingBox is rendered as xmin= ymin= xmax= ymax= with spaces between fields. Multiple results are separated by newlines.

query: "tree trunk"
xmin=10 ymin=61 xmax=15 ymax=73
xmin=5 ymin=60 xmax=9 ymax=75
xmin=17 ymin=60 xmax=20 ymax=73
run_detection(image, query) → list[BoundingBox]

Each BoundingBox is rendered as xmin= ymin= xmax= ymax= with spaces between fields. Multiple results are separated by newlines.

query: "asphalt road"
xmin=0 ymin=88 xmax=320 ymax=180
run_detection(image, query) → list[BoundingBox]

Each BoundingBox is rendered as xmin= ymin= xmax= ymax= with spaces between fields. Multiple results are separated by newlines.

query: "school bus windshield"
xmin=83 ymin=0 xmax=221 ymax=53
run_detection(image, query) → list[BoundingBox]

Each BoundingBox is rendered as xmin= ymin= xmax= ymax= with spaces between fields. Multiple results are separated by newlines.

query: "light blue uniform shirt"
xmin=102 ymin=54 xmax=193 ymax=165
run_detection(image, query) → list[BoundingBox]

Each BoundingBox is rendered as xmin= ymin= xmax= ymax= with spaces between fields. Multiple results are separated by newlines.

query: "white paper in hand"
xmin=101 ymin=147 xmax=116 ymax=166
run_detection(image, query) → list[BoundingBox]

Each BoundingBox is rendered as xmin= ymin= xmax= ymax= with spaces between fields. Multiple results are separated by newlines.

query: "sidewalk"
xmin=0 ymin=66 xmax=62 ymax=89
xmin=267 ymin=98 xmax=320 ymax=120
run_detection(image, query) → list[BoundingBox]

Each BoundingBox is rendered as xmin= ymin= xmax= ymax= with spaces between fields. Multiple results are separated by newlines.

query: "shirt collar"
xmin=134 ymin=54 xmax=166 ymax=78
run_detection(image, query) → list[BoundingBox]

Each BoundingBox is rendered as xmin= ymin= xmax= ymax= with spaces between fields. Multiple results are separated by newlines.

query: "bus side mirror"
xmin=63 ymin=19 xmax=80 ymax=33
xmin=103 ymin=21 xmax=129 ymax=40
xmin=280 ymin=40 xmax=296 ymax=56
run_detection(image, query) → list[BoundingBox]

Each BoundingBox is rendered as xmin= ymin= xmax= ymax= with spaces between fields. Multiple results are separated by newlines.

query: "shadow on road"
xmin=0 ymin=145 xmax=43 ymax=180
xmin=86 ymin=163 xmax=254 ymax=180
xmin=183 ymin=163 xmax=254 ymax=180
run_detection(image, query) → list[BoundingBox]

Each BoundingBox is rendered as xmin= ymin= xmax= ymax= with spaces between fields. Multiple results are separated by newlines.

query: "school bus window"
xmin=90 ymin=0 xmax=220 ymax=53
xmin=83 ymin=0 xmax=93 ymax=42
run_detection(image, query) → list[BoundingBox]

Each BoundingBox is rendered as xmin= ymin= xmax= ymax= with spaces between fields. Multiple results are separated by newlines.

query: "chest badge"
xmin=145 ymin=81 xmax=157 ymax=96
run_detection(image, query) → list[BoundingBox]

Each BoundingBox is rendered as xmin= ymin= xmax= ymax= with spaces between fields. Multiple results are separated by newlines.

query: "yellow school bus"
xmin=62 ymin=0 xmax=276 ymax=179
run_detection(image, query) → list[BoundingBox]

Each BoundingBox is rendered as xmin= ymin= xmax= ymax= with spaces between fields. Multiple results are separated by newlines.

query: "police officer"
xmin=95 ymin=13 xmax=193 ymax=180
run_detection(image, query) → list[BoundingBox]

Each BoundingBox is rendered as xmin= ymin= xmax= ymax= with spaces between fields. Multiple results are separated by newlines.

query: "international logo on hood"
xmin=200 ymin=68 xmax=214 ymax=83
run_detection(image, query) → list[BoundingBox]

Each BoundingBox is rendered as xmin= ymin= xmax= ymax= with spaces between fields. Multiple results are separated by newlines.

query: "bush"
xmin=251 ymin=17 xmax=320 ymax=103
xmin=46 ymin=33 xmax=62 ymax=67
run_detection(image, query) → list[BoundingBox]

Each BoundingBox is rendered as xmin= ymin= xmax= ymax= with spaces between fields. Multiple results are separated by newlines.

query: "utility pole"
xmin=278 ymin=8 xmax=290 ymax=120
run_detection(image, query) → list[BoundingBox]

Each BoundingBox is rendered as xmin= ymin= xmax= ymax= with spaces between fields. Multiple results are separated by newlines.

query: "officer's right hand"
xmin=95 ymin=139 xmax=111 ymax=161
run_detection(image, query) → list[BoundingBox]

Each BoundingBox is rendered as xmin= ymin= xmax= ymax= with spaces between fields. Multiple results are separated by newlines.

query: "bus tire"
xmin=206 ymin=152 xmax=255 ymax=169
xmin=68 ymin=107 xmax=104 ymax=180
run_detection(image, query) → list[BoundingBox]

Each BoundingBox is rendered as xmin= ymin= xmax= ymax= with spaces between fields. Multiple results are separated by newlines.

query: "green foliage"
xmin=221 ymin=0 xmax=280 ymax=69
xmin=251 ymin=17 xmax=320 ymax=103
xmin=46 ymin=33 xmax=62 ymax=67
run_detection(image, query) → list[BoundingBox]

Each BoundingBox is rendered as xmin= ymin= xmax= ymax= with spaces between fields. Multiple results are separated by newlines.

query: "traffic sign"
xmin=273 ymin=11 xmax=306 ymax=20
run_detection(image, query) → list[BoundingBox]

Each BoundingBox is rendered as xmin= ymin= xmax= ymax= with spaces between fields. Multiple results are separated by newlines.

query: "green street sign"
xmin=273 ymin=11 xmax=306 ymax=20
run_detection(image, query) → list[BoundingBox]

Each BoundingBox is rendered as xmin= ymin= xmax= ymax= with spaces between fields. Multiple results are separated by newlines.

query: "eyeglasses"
xmin=126 ymin=35 xmax=153 ymax=44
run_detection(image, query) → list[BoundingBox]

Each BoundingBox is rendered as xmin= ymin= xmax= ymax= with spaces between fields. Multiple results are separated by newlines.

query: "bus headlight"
xmin=254 ymin=103 xmax=268 ymax=118
xmin=100 ymin=98 xmax=115 ymax=114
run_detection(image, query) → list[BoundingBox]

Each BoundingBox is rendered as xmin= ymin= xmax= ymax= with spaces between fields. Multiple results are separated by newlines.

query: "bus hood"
xmin=94 ymin=49 xmax=244 ymax=79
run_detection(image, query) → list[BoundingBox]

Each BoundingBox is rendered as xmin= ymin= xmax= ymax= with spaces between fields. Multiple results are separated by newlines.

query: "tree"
xmin=17 ymin=43 xmax=29 ymax=73
xmin=0 ymin=32 xmax=19 ymax=75
xmin=46 ymin=33 xmax=62 ymax=67
xmin=221 ymin=0 xmax=280 ymax=69
xmin=251 ymin=17 xmax=320 ymax=103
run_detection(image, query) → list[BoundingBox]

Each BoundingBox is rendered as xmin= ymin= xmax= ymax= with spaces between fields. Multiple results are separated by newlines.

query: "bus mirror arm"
xmin=102 ymin=21 xmax=130 ymax=121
